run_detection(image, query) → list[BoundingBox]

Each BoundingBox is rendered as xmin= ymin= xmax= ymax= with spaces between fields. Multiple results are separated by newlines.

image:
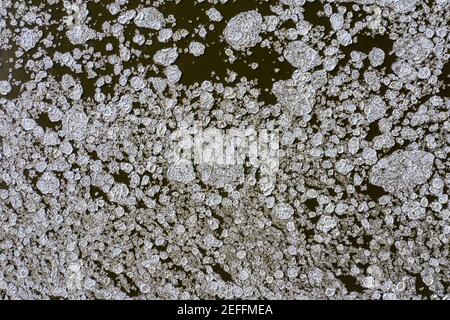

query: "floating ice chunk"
xmin=149 ymin=77 xmax=168 ymax=93
xmin=153 ymin=47 xmax=179 ymax=66
xmin=264 ymin=15 xmax=280 ymax=33
xmin=21 ymin=119 xmax=36 ymax=131
xmin=335 ymin=159 xmax=354 ymax=175
xmin=272 ymin=203 xmax=294 ymax=220
xmin=109 ymin=183 xmax=130 ymax=203
xmin=108 ymin=3 xmax=121 ymax=15
xmin=130 ymin=76 xmax=146 ymax=91
xmin=364 ymin=95 xmax=386 ymax=123
xmin=63 ymin=109 xmax=88 ymax=141
xmin=206 ymin=8 xmax=223 ymax=22
xmin=66 ymin=25 xmax=95 ymax=45
xmin=43 ymin=131 xmax=60 ymax=146
xmin=392 ymin=61 xmax=415 ymax=78
xmin=0 ymin=80 xmax=11 ymax=95
xmin=134 ymin=7 xmax=165 ymax=30
xmin=330 ymin=13 xmax=344 ymax=31
xmin=402 ymin=200 xmax=426 ymax=220
xmin=189 ymin=41 xmax=205 ymax=57
xmin=418 ymin=66 xmax=431 ymax=79
xmin=283 ymin=41 xmax=321 ymax=71
xmin=200 ymin=92 xmax=214 ymax=109
xmin=280 ymin=0 xmax=306 ymax=5
xmin=37 ymin=172 xmax=60 ymax=194
xmin=206 ymin=193 xmax=222 ymax=206
xmin=386 ymin=0 xmax=418 ymax=13
xmin=362 ymin=276 xmax=376 ymax=289
xmin=336 ymin=30 xmax=352 ymax=46
xmin=158 ymin=28 xmax=173 ymax=43
xmin=362 ymin=147 xmax=378 ymax=165
xmin=223 ymin=10 xmax=263 ymax=50
xmin=17 ymin=28 xmax=42 ymax=51
xmin=368 ymin=47 xmax=385 ymax=67
xmin=369 ymin=150 xmax=435 ymax=192
xmin=272 ymin=79 xmax=315 ymax=116
xmin=393 ymin=34 xmax=434 ymax=64
xmin=347 ymin=137 xmax=360 ymax=155
xmin=165 ymin=65 xmax=182 ymax=83
xmin=317 ymin=215 xmax=337 ymax=232
xmin=118 ymin=94 xmax=133 ymax=113
xmin=70 ymin=83 xmax=84 ymax=101
xmin=117 ymin=10 xmax=136 ymax=24
xmin=167 ymin=161 xmax=196 ymax=183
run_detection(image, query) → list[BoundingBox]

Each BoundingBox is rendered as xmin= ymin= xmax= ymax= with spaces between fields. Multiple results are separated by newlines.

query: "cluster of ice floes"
xmin=0 ymin=0 xmax=448 ymax=300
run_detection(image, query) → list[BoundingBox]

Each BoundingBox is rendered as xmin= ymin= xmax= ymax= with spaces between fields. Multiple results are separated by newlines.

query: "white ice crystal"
xmin=283 ymin=41 xmax=321 ymax=71
xmin=153 ymin=48 xmax=179 ymax=66
xmin=394 ymin=34 xmax=434 ymax=64
xmin=66 ymin=25 xmax=95 ymax=45
xmin=21 ymin=119 xmax=36 ymax=131
xmin=189 ymin=41 xmax=206 ymax=57
xmin=130 ymin=76 xmax=146 ymax=91
xmin=272 ymin=203 xmax=294 ymax=220
xmin=335 ymin=159 xmax=355 ymax=175
xmin=364 ymin=95 xmax=387 ymax=123
xmin=368 ymin=48 xmax=385 ymax=67
xmin=165 ymin=65 xmax=182 ymax=83
xmin=167 ymin=162 xmax=196 ymax=183
xmin=134 ymin=7 xmax=165 ymax=30
xmin=17 ymin=28 xmax=42 ymax=51
xmin=109 ymin=183 xmax=130 ymax=204
xmin=330 ymin=13 xmax=344 ymax=31
xmin=36 ymin=172 xmax=60 ymax=194
xmin=272 ymin=80 xmax=315 ymax=116
xmin=206 ymin=8 xmax=223 ymax=22
xmin=0 ymin=80 xmax=11 ymax=95
xmin=62 ymin=109 xmax=89 ymax=141
xmin=370 ymin=150 xmax=435 ymax=192
xmin=347 ymin=137 xmax=360 ymax=155
xmin=158 ymin=28 xmax=173 ymax=43
xmin=317 ymin=215 xmax=337 ymax=233
xmin=223 ymin=11 xmax=263 ymax=50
